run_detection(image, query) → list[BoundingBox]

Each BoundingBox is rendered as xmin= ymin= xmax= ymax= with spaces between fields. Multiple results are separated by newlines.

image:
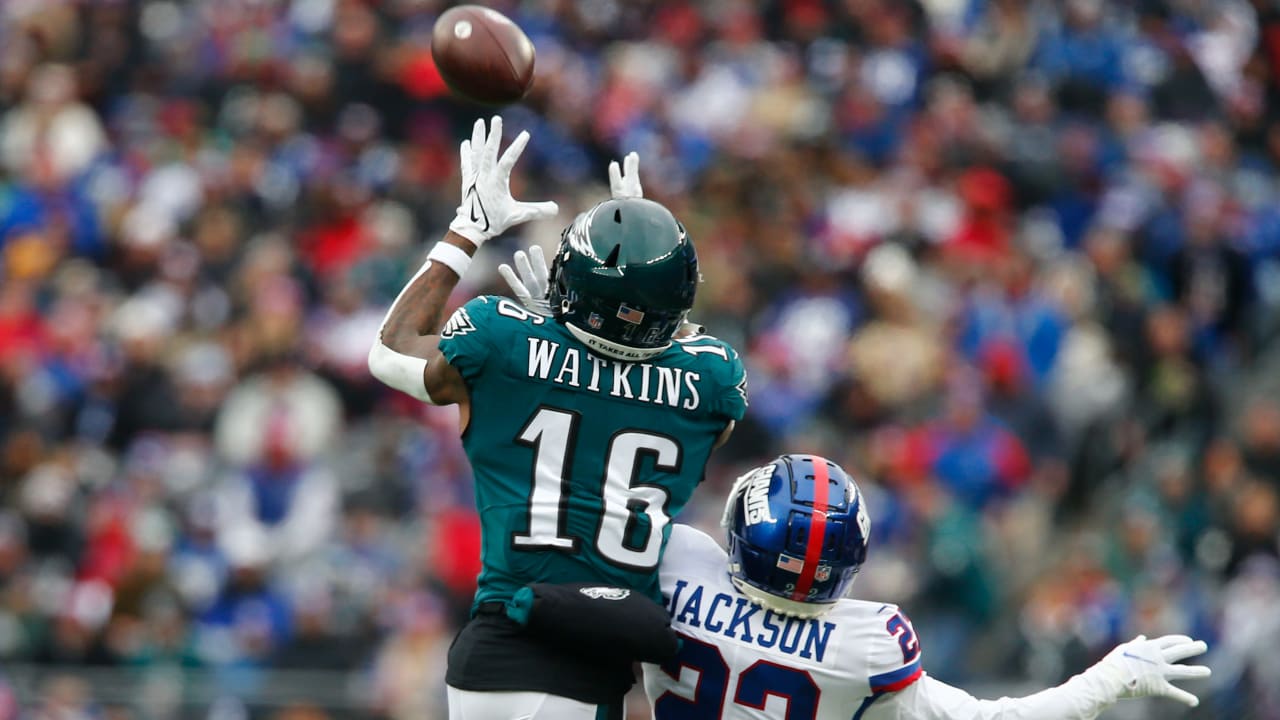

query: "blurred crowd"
xmin=2 ymin=0 xmax=1280 ymax=718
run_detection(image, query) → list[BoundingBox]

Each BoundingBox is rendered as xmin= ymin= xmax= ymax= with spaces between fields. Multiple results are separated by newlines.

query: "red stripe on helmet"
xmin=790 ymin=457 xmax=829 ymax=601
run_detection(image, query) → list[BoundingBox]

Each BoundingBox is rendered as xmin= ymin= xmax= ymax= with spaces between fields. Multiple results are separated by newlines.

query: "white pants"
xmin=446 ymin=686 xmax=599 ymax=720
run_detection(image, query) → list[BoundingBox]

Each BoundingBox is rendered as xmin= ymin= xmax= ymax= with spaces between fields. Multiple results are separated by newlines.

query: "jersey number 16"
xmin=512 ymin=406 xmax=680 ymax=571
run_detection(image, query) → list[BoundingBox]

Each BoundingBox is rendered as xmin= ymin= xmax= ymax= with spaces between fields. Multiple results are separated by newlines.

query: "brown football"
xmin=431 ymin=5 xmax=536 ymax=106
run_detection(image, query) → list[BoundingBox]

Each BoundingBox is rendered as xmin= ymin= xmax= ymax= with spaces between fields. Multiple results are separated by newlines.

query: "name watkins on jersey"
xmin=666 ymin=580 xmax=837 ymax=664
xmin=525 ymin=338 xmax=703 ymax=410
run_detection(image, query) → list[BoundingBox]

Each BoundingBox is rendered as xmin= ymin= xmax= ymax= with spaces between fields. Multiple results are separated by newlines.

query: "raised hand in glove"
xmin=498 ymin=245 xmax=552 ymax=316
xmin=1088 ymin=634 xmax=1211 ymax=707
xmin=449 ymin=116 xmax=558 ymax=247
xmin=608 ymin=151 xmax=642 ymax=199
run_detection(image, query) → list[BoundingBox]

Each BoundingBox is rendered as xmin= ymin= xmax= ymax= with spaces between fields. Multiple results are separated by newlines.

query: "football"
xmin=431 ymin=5 xmax=536 ymax=106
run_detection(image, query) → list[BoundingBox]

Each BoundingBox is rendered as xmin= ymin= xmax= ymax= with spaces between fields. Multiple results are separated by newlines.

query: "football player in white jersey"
xmin=642 ymin=454 xmax=1211 ymax=720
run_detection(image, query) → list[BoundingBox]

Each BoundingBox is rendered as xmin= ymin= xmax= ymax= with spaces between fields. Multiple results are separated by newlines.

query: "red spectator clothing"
xmin=429 ymin=508 xmax=482 ymax=602
xmin=0 ymin=307 xmax=47 ymax=363
xmin=301 ymin=215 xmax=370 ymax=280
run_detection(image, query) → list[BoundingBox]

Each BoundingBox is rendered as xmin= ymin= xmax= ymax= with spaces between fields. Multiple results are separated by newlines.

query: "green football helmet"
xmin=547 ymin=198 xmax=699 ymax=361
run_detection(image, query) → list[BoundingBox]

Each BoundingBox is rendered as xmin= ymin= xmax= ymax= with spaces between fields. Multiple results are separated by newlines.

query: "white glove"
xmin=608 ymin=151 xmax=643 ymax=199
xmin=449 ymin=116 xmax=559 ymax=247
xmin=498 ymin=245 xmax=552 ymax=316
xmin=1087 ymin=634 xmax=1211 ymax=707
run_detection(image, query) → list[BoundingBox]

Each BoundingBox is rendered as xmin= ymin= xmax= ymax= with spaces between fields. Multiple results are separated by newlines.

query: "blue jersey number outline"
xmin=655 ymin=632 xmax=819 ymax=719
xmin=886 ymin=613 xmax=920 ymax=664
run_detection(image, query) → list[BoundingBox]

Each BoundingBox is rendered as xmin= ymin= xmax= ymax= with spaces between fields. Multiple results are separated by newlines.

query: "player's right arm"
xmin=368 ymin=116 xmax=557 ymax=406
xmin=860 ymin=634 xmax=1210 ymax=720
xmin=368 ymin=229 xmax=473 ymax=405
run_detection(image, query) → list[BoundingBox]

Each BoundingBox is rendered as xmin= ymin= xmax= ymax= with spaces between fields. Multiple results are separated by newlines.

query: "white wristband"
xmin=428 ymin=242 xmax=473 ymax=278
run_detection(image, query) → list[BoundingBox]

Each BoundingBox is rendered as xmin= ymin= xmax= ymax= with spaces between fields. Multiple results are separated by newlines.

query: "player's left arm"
xmin=860 ymin=634 xmax=1211 ymax=720
xmin=715 ymin=421 xmax=735 ymax=448
xmin=368 ymin=116 xmax=557 ymax=405
xmin=701 ymin=340 xmax=746 ymax=448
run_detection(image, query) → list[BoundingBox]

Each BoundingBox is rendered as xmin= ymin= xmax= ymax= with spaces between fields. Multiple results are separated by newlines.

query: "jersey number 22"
xmin=656 ymin=634 xmax=819 ymax=719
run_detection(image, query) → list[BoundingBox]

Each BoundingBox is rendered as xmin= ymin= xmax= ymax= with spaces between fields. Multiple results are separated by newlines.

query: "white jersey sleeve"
xmin=860 ymin=662 xmax=1123 ymax=719
xmin=859 ymin=603 xmax=924 ymax=696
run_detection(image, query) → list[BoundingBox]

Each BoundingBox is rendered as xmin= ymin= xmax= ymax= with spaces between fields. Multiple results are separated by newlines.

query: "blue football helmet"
xmin=722 ymin=454 xmax=870 ymax=618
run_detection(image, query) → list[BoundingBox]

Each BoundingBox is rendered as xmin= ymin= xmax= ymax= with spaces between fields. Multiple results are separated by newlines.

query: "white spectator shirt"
xmin=642 ymin=525 xmax=923 ymax=720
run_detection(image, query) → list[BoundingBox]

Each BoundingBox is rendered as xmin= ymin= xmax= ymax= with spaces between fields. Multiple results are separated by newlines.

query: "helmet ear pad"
xmin=548 ymin=199 xmax=698 ymax=359
xmin=725 ymin=455 xmax=870 ymax=615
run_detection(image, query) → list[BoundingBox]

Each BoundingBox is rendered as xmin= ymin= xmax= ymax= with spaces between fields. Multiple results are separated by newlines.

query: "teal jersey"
xmin=438 ymin=296 xmax=748 ymax=609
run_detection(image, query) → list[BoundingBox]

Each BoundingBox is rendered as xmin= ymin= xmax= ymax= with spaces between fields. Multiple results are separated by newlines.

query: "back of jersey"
xmin=438 ymin=297 xmax=748 ymax=609
xmin=643 ymin=525 xmax=923 ymax=720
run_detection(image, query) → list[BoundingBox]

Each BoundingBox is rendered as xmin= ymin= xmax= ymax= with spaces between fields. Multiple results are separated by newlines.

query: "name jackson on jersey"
xmin=666 ymin=578 xmax=838 ymax=663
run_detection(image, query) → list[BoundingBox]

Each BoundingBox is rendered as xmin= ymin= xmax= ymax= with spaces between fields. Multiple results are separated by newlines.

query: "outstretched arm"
xmin=368 ymin=231 xmax=474 ymax=405
xmin=863 ymin=635 xmax=1211 ymax=720
xmin=368 ymin=116 xmax=557 ymax=405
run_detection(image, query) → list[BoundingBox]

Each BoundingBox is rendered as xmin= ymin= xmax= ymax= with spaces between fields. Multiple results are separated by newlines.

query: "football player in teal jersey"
xmin=368 ymin=117 xmax=747 ymax=720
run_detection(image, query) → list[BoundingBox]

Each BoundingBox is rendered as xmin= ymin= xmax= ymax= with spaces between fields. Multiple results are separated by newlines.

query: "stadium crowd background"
xmin=1 ymin=0 xmax=1279 ymax=718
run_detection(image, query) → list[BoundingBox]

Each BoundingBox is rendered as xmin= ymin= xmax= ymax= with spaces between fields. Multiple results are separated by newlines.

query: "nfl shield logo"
xmin=588 ymin=313 xmax=603 ymax=329
xmin=815 ymin=565 xmax=832 ymax=582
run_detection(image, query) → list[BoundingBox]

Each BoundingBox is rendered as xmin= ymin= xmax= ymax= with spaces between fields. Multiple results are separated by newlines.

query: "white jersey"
xmin=642 ymin=525 xmax=923 ymax=720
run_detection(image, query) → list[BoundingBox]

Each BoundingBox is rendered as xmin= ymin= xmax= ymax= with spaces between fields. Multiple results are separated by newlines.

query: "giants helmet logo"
xmin=743 ymin=464 xmax=777 ymax=525
xmin=855 ymin=491 xmax=871 ymax=545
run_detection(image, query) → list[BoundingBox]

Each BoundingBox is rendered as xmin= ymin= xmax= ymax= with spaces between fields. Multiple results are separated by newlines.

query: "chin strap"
xmin=730 ymin=576 xmax=836 ymax=619
xmin=564 ymin=322 xmax=670 ymax=361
